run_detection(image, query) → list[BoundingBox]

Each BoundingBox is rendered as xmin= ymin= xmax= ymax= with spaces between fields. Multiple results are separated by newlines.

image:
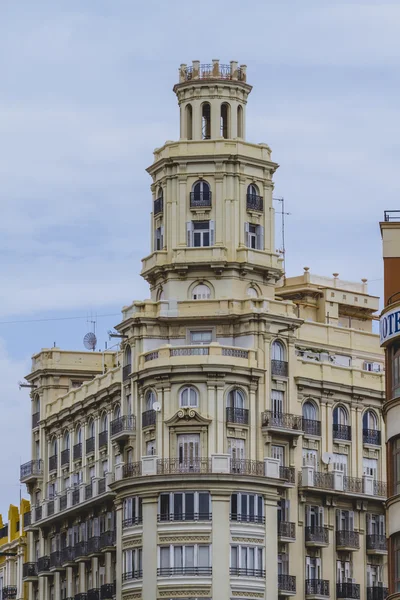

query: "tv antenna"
xmin=273 ymin=196 xmax=290 ymax=275
xmin=83 ymin=312 xmax=97 ymax=351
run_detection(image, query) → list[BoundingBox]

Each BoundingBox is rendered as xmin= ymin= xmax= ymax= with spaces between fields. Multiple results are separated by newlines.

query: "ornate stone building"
xmin=20 ymin=61 xmax=387 ymax=600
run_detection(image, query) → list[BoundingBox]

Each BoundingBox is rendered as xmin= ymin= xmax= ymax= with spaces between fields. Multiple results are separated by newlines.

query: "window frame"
xmin=179 ymin=386 xmax=199 ymax=408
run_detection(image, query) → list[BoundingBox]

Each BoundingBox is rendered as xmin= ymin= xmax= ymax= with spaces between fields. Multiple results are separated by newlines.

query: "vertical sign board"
xmin=380 ymin=306 xmax=400 ymax=346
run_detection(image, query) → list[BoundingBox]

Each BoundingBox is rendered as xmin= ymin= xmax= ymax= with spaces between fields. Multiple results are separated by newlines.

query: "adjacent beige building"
xmin=20 ymin=60 xmax=388 ymax=600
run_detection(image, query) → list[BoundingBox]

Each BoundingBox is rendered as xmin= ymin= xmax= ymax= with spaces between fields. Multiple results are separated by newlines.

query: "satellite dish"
xmin=321 ymin=452 xmax=334 ymax=465
xmin=83 ymin=332 xmax=97 ymax=351
xmin=153 ymin=402 xmax=162 ymax=412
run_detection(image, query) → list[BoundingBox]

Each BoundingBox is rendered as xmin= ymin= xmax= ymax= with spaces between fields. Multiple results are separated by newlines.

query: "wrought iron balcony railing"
xmin=85 ymin=483 xmax=93 ymax=500
xmin=280 ymin=466 xmax=296 ymax=483
xmin=336 ymin=530 xmax=360 ymax=549
xmin=74 ymin=595 xmax=88 ymax=600
xmin=122 ymin=571 xmax=143 ymax=581
xmin=75 ymin=541 xmax=88 ymax=558
xmin=50 ymin=551 xmax=62 ymax=568
xmin=99 ymin=431 xmax=108 ymax=448
xmin=98 ymin=477 xmax=106 ymax=494
xmin=100 ymin=584 xmax=115 ymax=600
xmin=2 ymin=587 xmax=17 ymax=599
xmin=230 ymin=513 xmax=264 ymax=524
xmin=23 ymin=511 xmax=31 ymax=527
xmin=110 ymin=415 xmax=136 ymax=437
xmin=230 ymin=459 xmax=264 ymax=476
xmin=158 ymin=512 xmax=212 ymax=522
xmin=271 ymin=359 xmax=288 ymax=376
xmin=122 ymin=363 xmax=131 ymax=381
xmin=72 ymin=488 xmax=80 ymax=506
xmin=34 ymin=505 xmax=42 ymax=521
xmin=142 ymin=409 xmax=156 ymax=428
xmin=333 ymin=423 xmax=352 ymax=440
xmin=246 ymin=193 xmax=263 ymax=212
xmin=154 ymin=197 xmax=163 ymax=215
xmin=47 ymin=500 xmax=54 ymax=516
xmin=278 ymin=574 xmax=296 ymax=593
xmin=20 ymin=459 xmax=42 ymax=480
xmin=305 ymin=525 xmax=329 ymax=545
xmin=100 ymin=530 xmax=115 ymax=548
xmin=305 ymin=579 xmax=329 ymax=596
xmin=157 ymin=567 xmax=212 ymax=576
xmin=230 ymin=567 xmax=265 ymax=577
xmin=73 ymin=443 xmax=82 ymax=460
xmin=367 ymin=586 xmax=388 ymax=600
xmin=88 ymin=536 xmax=101 ymax=554
xmin=374 ymin=480 xmax=387 ymax=497
xmin=157 ymin=458 xmax=212 ymax=475
xmin=87 ymin=590 xmax=100 ymax=600
xmin=122 ymin=462 xmax=142 ymax=478
xmin=37 ymin=556 xmax=50 ymax=573
xmin=226 ymin=407 xmax=249 ymax=425
xmin=61 ymin=546 xmax=75 ymax=563
xmin=336 ymin=583 xmax=361 ymax=599
xmin=278 ymin=521 xmax=295 ymax=539
xmin=363 ymin=428 xmax=381 ymax=445
xmin=344 ymin=476 xmax=363 ymax=494
xmin=60 ymin=494 xmax=67 ymax=510
xmin=303 ymin=418 xmax=321 ymax=436
xmin=86 ymin=436 xmax=95 ymax=454
xmin=22 ymin=563 xmax=37 ymax=578
xmin=262 ymin=410 xmax=303 ymax=431
xmin=61 ymin=449 xmax=70 ymax=466
xmin=190 ymin=191 xmax=212 ymax=207
xmin=49 ymin=454 xmax=57 ymax=471
xmin=366 ymin=534 xmax=387 ymax=551
xmin=32 ymin=412 xmax=40 ymax=428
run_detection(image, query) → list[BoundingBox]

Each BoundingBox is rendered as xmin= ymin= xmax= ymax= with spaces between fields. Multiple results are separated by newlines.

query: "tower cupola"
xmin=173 ymin=59 xmax=252 ymax=141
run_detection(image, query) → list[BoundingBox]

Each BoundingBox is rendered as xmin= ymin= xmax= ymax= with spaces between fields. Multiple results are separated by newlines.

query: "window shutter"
xmin=284 ymin=499 xmax=290 ymax=521
xmin=160 ymin=225 xmax=164 ymax=249
xmin=257 ymin=225 xmax=264 ymax=250
xmin=378 ymin=514 xmax=385 ymax=535
xmin=244 ymin=222 xmax=249 ymax=247
xmin=349 ymin=510 xmax=354 ymax=531
xmin=318 ymin=506 xmax=324 ymax=526
xmin=366 ymin=513 xmax=371 ymax=534
xmin=316 ymin=557 xmax=321 ymax=578
xmin=186 ymin=222 xmax=193 ymax=247
xmin=336 ymin=509 xmax=341 ymax=530
xmin=305 ymin=505 xmax=311 ymax=526
xmin=209 ymin=220 xmax=215 ymax=246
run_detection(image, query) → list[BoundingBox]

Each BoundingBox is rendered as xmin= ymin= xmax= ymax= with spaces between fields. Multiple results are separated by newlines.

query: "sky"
xmin=0 ymin=0 xmax=398 ymax=514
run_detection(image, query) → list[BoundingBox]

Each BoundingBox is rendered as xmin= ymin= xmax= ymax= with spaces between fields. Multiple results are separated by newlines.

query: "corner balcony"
xmin=246 ymin=193 xmax=263 ymax=212
xmin=278 ymin=574 xmax=296 ymax=596
xmin=305 ymin=579 xmax=330 ymax=598
xmin=367 ymin=586 xmax=388 ymax=600
xmin=262 ymin=410 xmax=303 ymax=436
xmin=336 ymin=530 xmax=360 ymax=551
xmin=226 ymin=407 xmax=249 ymax=425
xmin=299 ymin=467 xmax=387 ymax=499
xmin=157 ymin=566 xmax=212 ymax=577
xmin=190 ymin=191 xmax=212 ymax=209
xmin=305 ymin=526 xmax=329 ymax=547
xmin=336 ymin=583 xmax=360 ymax=599
xmin=22 ymin=563 xmax=38 ymax=581
xmin=366 ymin=534 xmax=387 ymax=555
xmin=110 ymin=416 xmax=136 ymax=441
xmin=278 ymin=521 xmax=296 ymax=542
xmin=230 ymin=567 xmax=265 ymax=578
xmin=20 ymin=459 xmax=42 ymax=483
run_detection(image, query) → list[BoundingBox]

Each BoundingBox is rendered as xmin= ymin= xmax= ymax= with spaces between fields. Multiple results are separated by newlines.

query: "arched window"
xmin=237 ymin=105 xmax=243 ymax=138
xmin=34 ymin=394 xmax=40 ymax=413
xmin=63 ymin=431 xmax=70 ymax=450
xmin=247 ymin=183 xmax=259 ymax=198
xmin=157 ymin=187 xmax=163 ymax=200
xmin=76 ymin=427 xmax=82 ymax=445
xmin=271 ymin=340 xmax=285 ymax=361
xmin=124 ymin=345 xmax=131 ymax=367
xmin=333 ymin=405 xmax=348 ymax=426
xmin=192 ymin=180 xmax=211 ymax=204
xmin=52 ymin=438 xmax=58 ymax=456
xmin=186 ymin=104 xmax=193 ymax=140
xmin=227 ymin=389 xmax=245 ymax=409
xmin=192 ymin=284 xmax=211 ymax=300
xmin=101 ymin=414 xmax=108 ymax=433
xmin=303 ymin=401 xmax=317 ymax=421
xmin=363 ymin=410 xmax=378 ymax=431
xmin=114 ymin=405 xmax=121 ymax=420
xmin=247 ymin=286 xmax=258 ymax=298
xmin=156 ymin=287 xmax=165 ymax=301
xmin=88 ymin=419 xmax=95 ymax=438
xmin=146 ymin=390 xmax=156 ymax=411
xmin=180 ymin=386 xmax=198 ymax=408
xmin=220 ymin=103 xmax=230 ymax=138
xmin=201 ymin=103 xmax=211 ymax=140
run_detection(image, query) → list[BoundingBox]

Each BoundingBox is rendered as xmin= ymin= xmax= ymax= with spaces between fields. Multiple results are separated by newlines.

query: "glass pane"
xmin=241 ymin=547 xmax=247 ymax=569
xmin=160 ymin=495 xmax=169 ymax=520
xmin=185 ymin=546 xmax=195 ymax=567
xmin=231 ymin=546 xmax=238 ymax=569
xmin=241 ymin=494 xmax=247 ymax=518
xmin=185 ymin=493 xmax=195 ymax=519
xmin=231 ymin=494 xmax=238 ymax=520
xmin=174 ymin=494 xmax=183 ymax=520
xmin=174 ymin=546 xmax=183 ymax=568
xmin=160 ymin=547 xmax=169 ymax=568
xmin=249 ymin=496 xmax=255 ymax=518
xmin=257 ymin=495 xmax=263 ymax=518
xmin=199 ymin=492 xmax=209 ymax=519
xmin=203 ymin=232 xmax=210 ymax=247
xmin=198 ymin=545 xmax=209 ymax=567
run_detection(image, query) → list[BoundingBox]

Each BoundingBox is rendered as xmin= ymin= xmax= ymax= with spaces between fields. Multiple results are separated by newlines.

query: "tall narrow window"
xmin=186 ymin=104 xmax=193 ymax=140
xmin=187 ymin=221 xmax=214 ymax=247
xmin=201 ymin=103 xmax=211 ymax=140
xmin=220 ymin=103 xmax=230 ymax=138
xmin=237 ymin=105 xmax=243 ymax=138
xmin=154 ymin=226 xmax=164 ymax=251
xmin=245 ymin=223 xmax=264 ymax=250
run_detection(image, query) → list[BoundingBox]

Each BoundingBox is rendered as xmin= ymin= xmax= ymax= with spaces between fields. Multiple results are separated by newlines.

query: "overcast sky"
xmin=0 ymin=0 xmax=397 ymax=514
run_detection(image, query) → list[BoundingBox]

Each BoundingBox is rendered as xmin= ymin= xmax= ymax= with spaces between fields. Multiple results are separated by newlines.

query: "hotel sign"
xmin=380 ymin=306 xmax=400 ymax=345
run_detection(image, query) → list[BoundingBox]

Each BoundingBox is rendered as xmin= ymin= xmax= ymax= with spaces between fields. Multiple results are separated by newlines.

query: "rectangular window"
xmin=271 ymin=389 xmax=284 ymax=414
xmin=158 ymin=544 xmax=211 ymax=572
xmin=363 ymin=457 xmax=378 ymax=479
xmin=123 ymin=548 xmax=142 ymax=576
xmin=190 ymin=330 xmax=212 ymax=345
xmin=245 ymin=222 xmax=264 ymax=250
xmin=230 ymin=492 xmax=264 ymax=523
xmin=333 ymin=453 xmax=348 ymax=475
xmin=123 ymin=496 xmax=142 ymax=526
xmin=228 ymin=439 xmax=245 ymax=465
xmin=187 ymin=221 xmax=215 ymax=247
xmin=230 ymin=545 xmax=263 ymax=574
xmin=154 ymin=225 xmax=164 ymax=251
xmin=159 ymin=492 xmax=210 ymax=521
xmin=271 ymin=444 xmax=285 ymax=466
xmin=336 ymin=509 xmax=354 ymax=531
xmin=177 ymin=434 xmax=200 ymax=466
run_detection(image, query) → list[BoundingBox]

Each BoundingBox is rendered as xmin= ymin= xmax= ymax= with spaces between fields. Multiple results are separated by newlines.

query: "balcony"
xmin=75 ymin=541 xmax=88 ymax=559
xmin=122 ymin=571 xmax=143 ymax=581
xmin=61 ymin=547 xmax=75 ymax=565
xmin=61 ymin=449 xmax=70 ymax=466
xmin=299 ymin=468 xmax=386 ymax=498
xmin=37 ymin=556 xmax=50 ymax=574
xmin=280 ymin=466 xmax=296 ymax=484
xmin=303 ymin=419 xmax=321 ymax=436
xmin=2 ymin=588 xmax=17 ymax=599
xmin=87 ymin=589 xmax=100 ymax=600
xmin=271 ymin=359 xmax=288 ymax=376
xmin=159 ymin=512 xmax=212 ymax=522
xmin=110 ymin=415 xmax=136 ymax=441
xmin=363 ymin=428 xmax=381 ymax=446
xmin=99 ymin=431 xmax=108 ymax=449
xmin=86 ymin=436 xmax=95 ymax=454
xmin=34 ymin=505 xmax=42 ymax=521
xmin=49 ymin=454 xmax=57 ymax=472
xmin=278 ymin=521 xmax=295 ymax=541
xmin=344 ymin=476 xmax=362 ymax=494
xmin=230 ymin=513 xmax=264 ymax=524
xmin=157 ymin=567 xmax=212 ymax=577
xmin=157 ymin=458 xmax=212 ymax=475
xmin=32 ymin=412 xmax=40 ymax=428
xmin=60 ymin=493 xmax=68 ymax=510
xmin=74 ymin=595 xmax=88 ymax=600
xmin=23 ymin=511 xmax=31 ymax=527
xmin=336 ymin=583 xmax=360 ymax=599
xmin=88 ymin=536 xmax=101 ymax=555
xmin=142 ymin=409 xmax=156 ymax=428
xmin=47 ymin=500 xmax=54 ymax=516
xmin=333 ymin=423 xmax=352 ymax=441
xmin=367 ymin=587 xmax=388 ymax=600
xmin=85 ymin=483 xmax=93 ymax=500
xmin=154 ymin=197 xmax=163 ymax=215
xmin=98 ymin=478 xmax=106 ymax=494
xmin=73 ymin=443 xmax=82 ymax=460
xmin=246 ymin=193 xmax=263 ymax=212
xmin=100 ymin=530 xmax=115 ymax=550
xmin=100 ymin=584 xmax=115 ymax=600
xmin=122 ymin=462 xmax=142 ymax=478
xmin=72 ymin=488 xmax=80 ymax=506
xmin=305 ymin=579 xmax=329 ymax=598
xmin=336 ymin=530 xmax=360 ymax=551
xmin=262 ymin=410 xmax=303 ymax=435
xmin=226 ymin=407 xmax=249 ymax=425
xmin=122 ymin=363 xmax=131 ymax=381
xmin=278 ymin=574 xmax=296 ymax=595
xmin=230 ymin=567 xmax=265 ymax=577
xmin=50 ymin=551 xmax=63 ymax=570
xmin=22 ymin=562 xmax=38 ymax=580
xmin=190 ymin=191 xmax=212 ymax=208
xmin=366 ymin=534 xmax=387 ymax=554
xmin=305 ymin=525 xmax=329 ymax=546
xmin=20 ymin=459 xmax=42 ymax=483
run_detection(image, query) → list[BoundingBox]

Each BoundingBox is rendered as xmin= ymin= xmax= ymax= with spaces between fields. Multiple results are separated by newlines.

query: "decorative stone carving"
xmin=158 ymin=535 xmax=211 ymax=544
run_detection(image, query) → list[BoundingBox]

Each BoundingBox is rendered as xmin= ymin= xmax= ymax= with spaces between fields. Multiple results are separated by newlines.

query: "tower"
xmin=142 ymin=59 xmax=282 ymax=304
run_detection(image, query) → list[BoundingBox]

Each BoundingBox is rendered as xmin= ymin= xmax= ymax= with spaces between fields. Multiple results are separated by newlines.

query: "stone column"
xmin=162 ymin=385 xmax=171 ymax=458
xmin=211 ymin=492 xmax=230 ymax=599
xmin=66 ymin=566 xmax=73 ymax=598
xmin=177 ymin=175 xmax=186 ymax=248
xmin=142 ymin=496 xmax=158 ymax=600
xmin=79 ymin=562 xmax=86 ymax=592
xmin=215 ymin=172 xmax=224 ymax=245
xmin=238 ymin=176 xmax=246 ymax=247
xmin=216 ymin=383 xmax=225 ymax=453
xmin=264 ymin=497 xmax=278 ymax=600
xmin=115 ymin=500 xmax=123 ymax=600
xmin=82 ymin=420 xmax=88 ymax=470
xmin=91 ymin=557 xmax=98 ymax=588
xmin=54 ymin=572 xmax=61 ymax=600
xmin=207 ymin=383 xmax=217 ymax=455
xmin=105 ymin=551 xmax=113 ymax=583
xmin=249 ymin=382 xmax=257 ymax=458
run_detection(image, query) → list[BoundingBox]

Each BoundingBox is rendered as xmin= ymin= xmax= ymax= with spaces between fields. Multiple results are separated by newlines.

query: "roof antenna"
xmin=83 ymin=311 xmax=97 ymax=352
xmin=274 ymin=196 xmax=290 ymax=276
